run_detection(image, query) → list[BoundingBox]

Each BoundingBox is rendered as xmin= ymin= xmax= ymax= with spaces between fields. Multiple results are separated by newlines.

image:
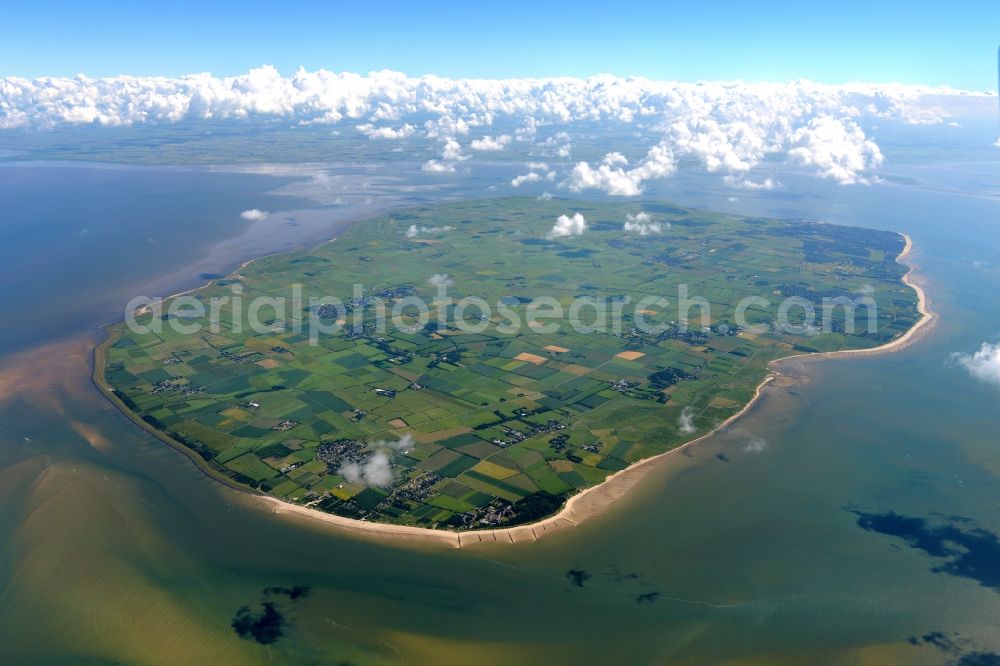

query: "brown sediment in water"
xmin=93 ymin=230 xmax=935 ymax=549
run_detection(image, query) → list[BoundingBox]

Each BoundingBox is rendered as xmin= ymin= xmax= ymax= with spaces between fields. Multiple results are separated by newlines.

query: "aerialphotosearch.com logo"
xmin=124 ymin=278 xmax=880 ymax=342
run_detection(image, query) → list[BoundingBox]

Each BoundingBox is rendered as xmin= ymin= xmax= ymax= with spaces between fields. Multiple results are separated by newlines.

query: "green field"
xmin=99 ymin=197 xmax=919 ymax=530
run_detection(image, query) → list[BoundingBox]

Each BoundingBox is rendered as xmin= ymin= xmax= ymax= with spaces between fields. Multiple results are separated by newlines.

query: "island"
xmin=94 ymin=197 xmax=924 ymax=538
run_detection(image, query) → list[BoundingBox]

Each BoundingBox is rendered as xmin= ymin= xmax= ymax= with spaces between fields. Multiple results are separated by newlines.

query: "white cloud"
xmin=744 ymin=437 xmax=768 ymax=454
xmin=678 ymin=407 xmax=696 ymax=435
xmin=1 ymin=67 xmax=986 ymax=187
xmin=441 ymin=137 xmax=465 ymax=161
xmin=422 ymin=137 xmax=467 ymax=172
xmin=406 ymin=224 xmax=454 ymax=237
xmin=724 ymin=175 xmax=779 ymax=190
xmin=787 ymin=116 xmax=883 ymax=185
xmin=357 ymin=123 xmax=415 ymax=139
xmin=511 ymin=172 xmax=541 ymax=187
xmin=428 ymin=273 xmax=454 ymax=289
xmin=338 ymin=433 xmax=414 ymax=487
xmin=564 ymin=146 xmax=676 ymax=195
xmin=339 ymin=454 xmax=393 ymax=487
xmin=470 ymin=134 xmax=511 ymax=151
xmin=240 ymin=209 xmax=269 ymax=220
xmin=547 ymin=212 xmax=587 ymax=239
xmin=526 ymin=161 xmax=548 ymax=170
xmin=953 ymin=341 xmax=1000 ymax=389
xmin=623 ymin=211 xmax=664 ymax=235
xmin=421 ymin=160 xmax=455 ymax=173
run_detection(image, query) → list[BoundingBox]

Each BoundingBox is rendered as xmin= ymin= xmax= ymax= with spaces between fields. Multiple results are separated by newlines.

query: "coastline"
xmin=94 ymin=228 xmax=934 ymax=549
xmin=261 ymin=375 xmax=777 ymax=547
xmin=772 ymin=233 xmax=936 ymax=365
xmin=260 ymin=231 xmax=936 ymax=547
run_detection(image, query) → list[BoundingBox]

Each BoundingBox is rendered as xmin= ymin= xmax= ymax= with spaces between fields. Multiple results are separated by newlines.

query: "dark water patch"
xmin=565 ymin=569 xmax=590 ymax=587
xmin=232 ymin=602 xmax=285 ymax=644
xmin=669 ymin=216 xmax=711 ymax=227
xmin=265 ymin=585 xmax=311 ymax=600
xmin=557 ymin=248 xmax=596 ymax=258
xmin=231 ymin=584 xmax=311 ymax=644
xmin=589 ymin=221 xmax=622 ymax=232
xmin=907 ymin=631 xmax=964 ymax=655
xmin=198 ymin=272 xmax=223 ymax=280
xmin=905 ymin=630 xmax=1000 ymax=665
xmin=958 ymin=652 xmax=1000 ymax=665
xmin=850 ymin=509 xmax=1000 ymax=592
xmin=602 ymin=564 xmax=640 ymax=582
xmin=635 ymin=592 xmax=661 ymax=604
xmin=715 ymin=453 xmax=731 ymax=463
xmin=641 ymin=203 xmax=686 ymax=215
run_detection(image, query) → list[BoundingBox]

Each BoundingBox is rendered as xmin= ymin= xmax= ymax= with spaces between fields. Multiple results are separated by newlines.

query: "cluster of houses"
xmin=491 ymin=418 xmax=565 ymax=448
xmin=150 ymin=378 xmax=204 ymax=397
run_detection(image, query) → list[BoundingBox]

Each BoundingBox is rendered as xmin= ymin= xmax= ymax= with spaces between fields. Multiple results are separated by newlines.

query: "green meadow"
xmin=99 ymin=198 xmax=919 ymax=529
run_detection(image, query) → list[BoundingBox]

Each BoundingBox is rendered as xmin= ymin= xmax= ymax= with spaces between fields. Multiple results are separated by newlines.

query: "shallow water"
xmin=0 ymin=157 xmax=999 ymax=664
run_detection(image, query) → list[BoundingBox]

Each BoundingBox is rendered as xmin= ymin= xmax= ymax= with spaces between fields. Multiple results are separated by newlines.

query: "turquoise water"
xmin=0 ymin=157 xmax=998 ymax=664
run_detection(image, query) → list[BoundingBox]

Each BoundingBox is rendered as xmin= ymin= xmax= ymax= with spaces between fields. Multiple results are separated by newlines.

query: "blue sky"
xmin=2 ymin=1 xmax=998 ymax=90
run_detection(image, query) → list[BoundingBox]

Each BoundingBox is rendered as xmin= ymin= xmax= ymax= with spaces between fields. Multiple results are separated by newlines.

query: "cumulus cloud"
xmin=744 ymin=437 xmax=768 ymax=454
xmin=357 ymin=123 xmax=415 ymax=139
xmin=678 ymin=407 xmax=696 ymax=435
xmin=338 ymin=433 xmax=414 ymax=487
xmin=564 ymin=146 xmax=676 ymax=195
xmin=511 ymin=172 xmax=541 ymax=187
xmin=953 ymin=341 xmax=1000 ymax=388
xmin=441 ymin=137 xmax=465 ymax=161
xmin=470 ymin=134 xmax=511 ymax=150
xmin=421 ymin=160 xmax=455 ymax=173
xmin=406 ymin=224 xmax=454 ymax=238
xmin=623 ymin=211 xmax=665 ymax=235
xmin=240 ymin=209 xmax=269 ymax=220
xmin=0 ymin=67 xmax=984 ymax=186
xmin=788 ymin=116 xmax=883 ymax=184
xmin=724 ymin=175 xmax=779 ymax=190
xmin=422 ymin=137 xmax=467 ymax=172
xmin=339 ymin=454 xmax=393 ymax=487
xmin=547 ymin=212 xmax=587 ymax=239
xmin=428 ymin=273 xmax=454 ymax=289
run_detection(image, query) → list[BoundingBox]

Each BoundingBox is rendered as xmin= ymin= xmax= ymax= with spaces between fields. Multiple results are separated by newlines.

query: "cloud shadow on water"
xmin=849 ymin=508 xmax=1000 ymax=593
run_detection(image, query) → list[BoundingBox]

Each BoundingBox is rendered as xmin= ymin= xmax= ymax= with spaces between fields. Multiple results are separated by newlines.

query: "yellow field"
xmin=471 ymin=460 xmax=519 ymax=480
xmin=514 ymin=352 xmax=546 ymax=364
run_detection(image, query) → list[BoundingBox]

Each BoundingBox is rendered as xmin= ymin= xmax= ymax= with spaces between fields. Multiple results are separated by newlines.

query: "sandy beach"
xmin=261 ymin=374 xmax=777 ymax=547
xmin=773 ymin=233 xmax=936 ymax=364
xmin=257 ymin=231 xmax=936 ymax=548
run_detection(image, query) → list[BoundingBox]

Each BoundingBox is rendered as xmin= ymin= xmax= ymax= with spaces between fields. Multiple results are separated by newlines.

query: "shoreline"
xmin=260 ymin=232 xmax=936 ymax=547
xmin=261 ymin=374 xmax=777 ymax=547
xmin=771 ymin=233 xmax=935 ymax=365
xmin=95 ymin=227 xmax=935 ymax=549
